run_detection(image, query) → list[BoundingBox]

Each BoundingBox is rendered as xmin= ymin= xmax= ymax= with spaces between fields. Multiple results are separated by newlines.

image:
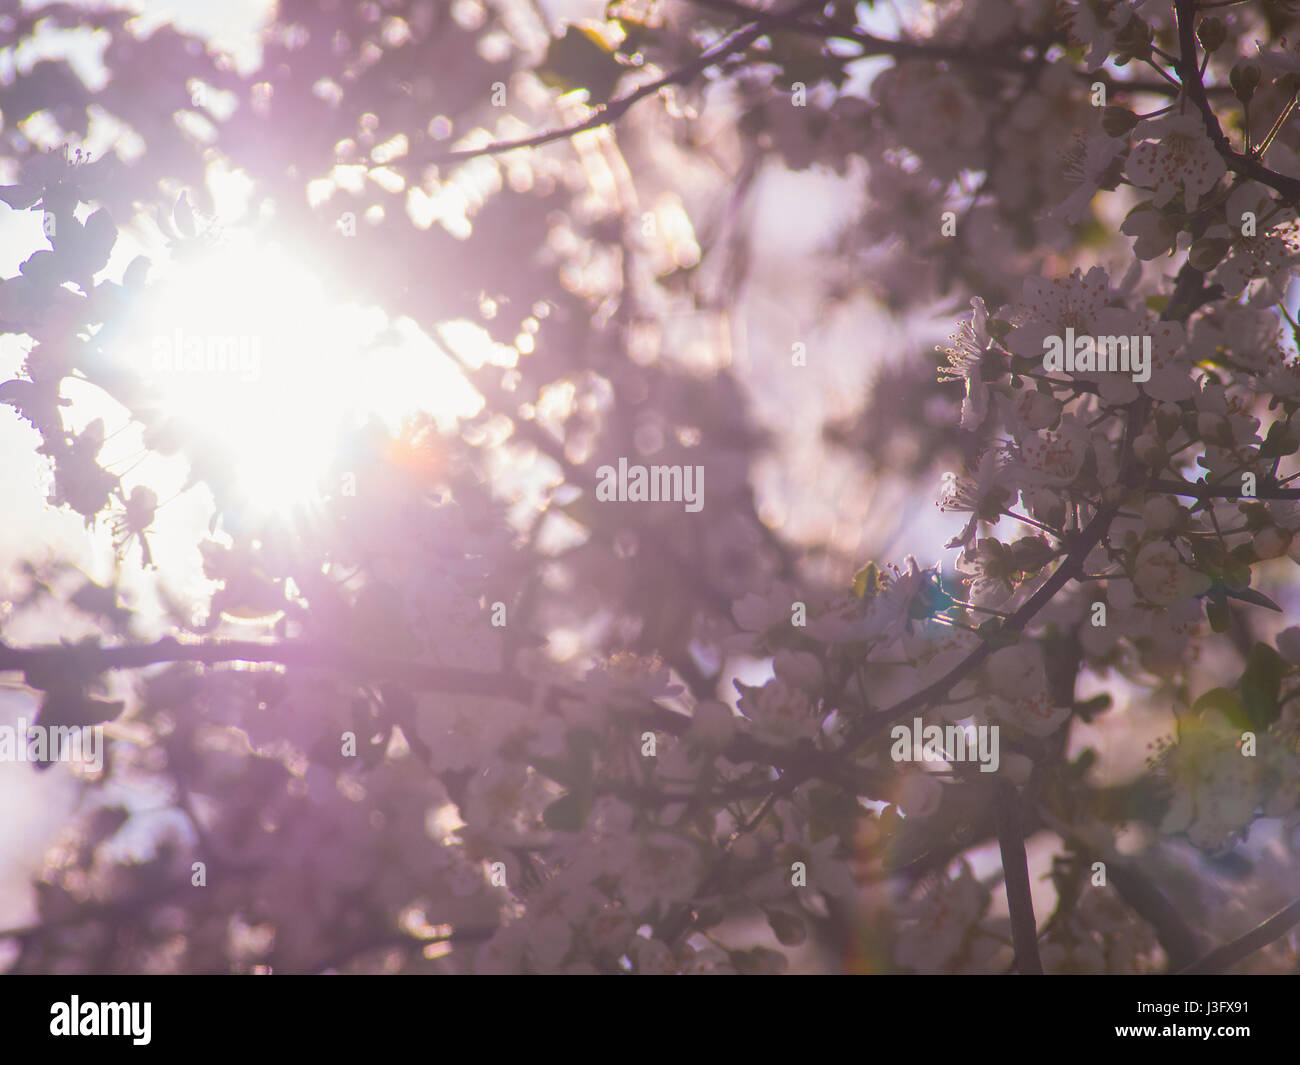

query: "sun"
xmin=115 ymin=230 xmax=481 ymax=519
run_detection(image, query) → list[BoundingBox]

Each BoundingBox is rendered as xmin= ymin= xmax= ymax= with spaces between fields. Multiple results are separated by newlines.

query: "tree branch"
xmin=0 ymin=878 xmax=192 ymax=944
xmin=1036 ymin=805 xmax=1203 ymax=969
xmin=1107 ymin=859 xmax=1202 ymax=970
xmin=837 ymin=460 xmax=1128 ymax=753
xmin=838 ymin=258 xmax=1214 ymax=758
xmin=1173 ymin=0 xmax=1300 ymax=203
xmin=1147 ymin=477 xmax=1300 ymax=500
xmin=422 ymin=0 xmax=825 ymax=165
xmin=994 ymin=782 xmax=1042 ymax=974
xmin=422 ymin=0 xmax=1214 ymax=169
xmin=0 ymin=635 xmax=874 ymax=794
xmin=687 ymin=0 xmax=1231 ymax=95
xmin=0 ymin=636 xmax=533 ymax=701
xmin=1177 ymin=896 xmax=1300 ymax=973
xmin=689 ymin=0 xmax=1049 ymax=66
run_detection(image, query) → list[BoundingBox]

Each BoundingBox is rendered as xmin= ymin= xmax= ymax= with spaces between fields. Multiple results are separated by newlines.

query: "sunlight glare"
xmin=119 ymin=233 xmax=480 ymax=516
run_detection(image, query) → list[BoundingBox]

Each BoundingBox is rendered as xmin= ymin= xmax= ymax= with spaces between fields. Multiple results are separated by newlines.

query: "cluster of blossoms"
xmin=1039 ymin=882 xmax=1161 ymax=974
xmin=891 ymin=861 xmax=1003 ymax=973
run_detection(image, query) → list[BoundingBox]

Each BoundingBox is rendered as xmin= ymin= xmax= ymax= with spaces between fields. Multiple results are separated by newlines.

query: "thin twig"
xmin=1147 ymin=478 xmax=1300 ymax=500
xmin=1178 ymin=896 xmax=1300 ymax=974
xmin=422 ymin=0 xmax=824 ymax=165
xmin=1173 ymin=0 xmax=1300 ymax=203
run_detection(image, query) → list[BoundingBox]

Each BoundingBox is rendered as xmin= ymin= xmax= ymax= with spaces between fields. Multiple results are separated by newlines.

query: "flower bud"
xmin=1230 ymin=60 xmax=1261 ymax=103
xmin=1114 ymin=18 xmax=1153 ymax=64
xmin=1101 ymin=106 xmax=1140 ymax=138
xmin=1224 ymin=562 xmax=1251 ymax=590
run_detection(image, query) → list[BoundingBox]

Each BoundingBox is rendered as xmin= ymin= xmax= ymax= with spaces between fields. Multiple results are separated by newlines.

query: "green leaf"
xmin=1239 ymin=642 xmax=1286 ymax=728
xmin=1205 ymin=586 xmax=1231 ymax=632
xmin=1191 ymin=687 xmax=1250 ymax=730
xmin=1223 ymin=585 xmax=1282 ymax=612
xmin=910 ymin=569 xmax=956 ymax=617
xmin=1258 ymin=420 xmax=1299 ymax=458
xmin=535 ymin=26 xmax=624 ymax=105
xmin=852 ymin=561 xmax=884 ymax=599
xmin=613 ymin=18 xmax=664 ymax=61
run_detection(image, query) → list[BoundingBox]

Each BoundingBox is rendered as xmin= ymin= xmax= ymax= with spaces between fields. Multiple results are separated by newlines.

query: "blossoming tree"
xmin=0 ymin=0 xmax=1298 ymax=973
